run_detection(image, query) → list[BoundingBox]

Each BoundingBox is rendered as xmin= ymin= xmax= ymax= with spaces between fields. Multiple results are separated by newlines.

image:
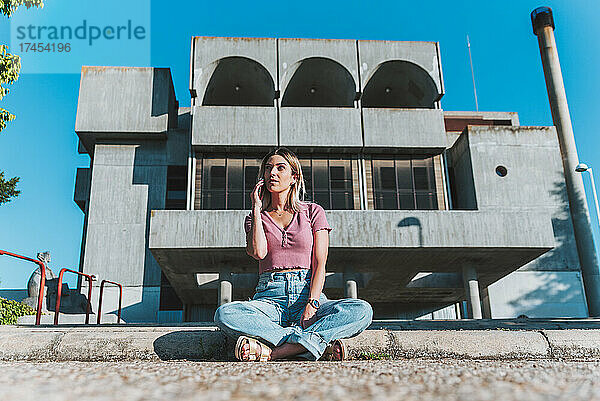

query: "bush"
xmin=0 ymin=297 xmax=37 ymax=325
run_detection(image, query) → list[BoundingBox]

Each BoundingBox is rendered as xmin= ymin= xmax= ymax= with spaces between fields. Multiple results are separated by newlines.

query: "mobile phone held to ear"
xmin=259 ymin=184 xmax=265 ymax=199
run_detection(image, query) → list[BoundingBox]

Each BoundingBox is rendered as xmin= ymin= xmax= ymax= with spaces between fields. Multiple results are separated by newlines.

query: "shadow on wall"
xmin=502 ymin=178 xmax=588 ymax=318
xmin=505 ymin=272 xmax=587 ymax=317
xmin=398 ymin=217 xmax=422 ymax=247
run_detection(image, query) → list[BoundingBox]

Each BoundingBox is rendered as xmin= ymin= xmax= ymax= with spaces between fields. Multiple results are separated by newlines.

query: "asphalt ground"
xmin=1 ymin=359 xmax=599 ymax=401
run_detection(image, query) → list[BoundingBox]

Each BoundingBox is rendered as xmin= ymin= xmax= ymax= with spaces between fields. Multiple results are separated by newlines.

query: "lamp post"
xmin=532 ymin=6 xmax=600 ymax=315
xmin=576 ymin=163 xmax=600 ymax=230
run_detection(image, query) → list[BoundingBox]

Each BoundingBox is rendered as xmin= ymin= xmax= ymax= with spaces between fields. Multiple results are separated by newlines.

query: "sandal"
xmin=320 ymin=339 xmax=347 ymax=361
xmin=235 ymin=336 xmax=272 ymax=362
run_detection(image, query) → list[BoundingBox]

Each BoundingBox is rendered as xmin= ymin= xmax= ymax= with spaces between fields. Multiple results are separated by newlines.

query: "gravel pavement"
xmin=1 ymin=359 xmax=600 ymax=401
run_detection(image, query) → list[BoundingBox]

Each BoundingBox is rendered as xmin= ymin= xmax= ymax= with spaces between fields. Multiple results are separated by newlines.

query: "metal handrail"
xmin=0 ymin=249 xmax=46 ymax=325
xmin=54 ymin=268 xmax=96 ymax=325
xmin=97 ymin=279 xmax=122 ymax=324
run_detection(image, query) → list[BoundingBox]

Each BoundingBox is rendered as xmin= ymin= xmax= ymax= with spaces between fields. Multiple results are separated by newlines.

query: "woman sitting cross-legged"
xmin=214 ymin=147 xmax=373 ymax=361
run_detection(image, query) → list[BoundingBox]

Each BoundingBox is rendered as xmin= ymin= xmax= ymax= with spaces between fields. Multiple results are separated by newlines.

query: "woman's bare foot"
xmin=235 ymin=337 xmax=273 ymax=361
xmin=240 ymin=341 xmax=272 ymax=361
xmin=237 ymin=338 xmax=307 ymax=361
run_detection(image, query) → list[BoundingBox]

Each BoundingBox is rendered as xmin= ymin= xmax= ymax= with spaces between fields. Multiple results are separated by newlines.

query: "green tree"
xmin=0 ymin=0 xmax=44 ymax=205
xmin=0 ymin=171 xmax=20 ymax=205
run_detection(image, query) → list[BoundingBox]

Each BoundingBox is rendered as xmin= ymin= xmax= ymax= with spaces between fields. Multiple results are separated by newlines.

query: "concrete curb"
xmin=543 ymin=329 xmax=600 ymax=359
xmin=385 ymin=330 xmax=549 ymax=360
xmin=1 ymin=326 xmax=600 ymax=361
xmin=0 ymin=326 xmax=225 ymax=362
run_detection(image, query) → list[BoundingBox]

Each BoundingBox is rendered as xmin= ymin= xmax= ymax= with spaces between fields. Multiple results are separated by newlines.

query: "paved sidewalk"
xmin=1 ymin=360 xmax=599 ymax=401
xmin=2 ymin=319 xmax=600 ymax=361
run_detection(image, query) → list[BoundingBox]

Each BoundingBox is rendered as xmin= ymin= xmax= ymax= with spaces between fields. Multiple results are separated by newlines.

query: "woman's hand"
xmin=300 ymin=303 xmax=318 ymax=329
xmin=251 ymin=178 xmax=264 ymax=211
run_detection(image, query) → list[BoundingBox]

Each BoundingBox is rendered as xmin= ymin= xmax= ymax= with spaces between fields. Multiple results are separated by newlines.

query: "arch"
xmin=362 ymin=60 xmax=439 ymax=108
xmin=202 ymin=56 xmax=275 ymax=106
xmin=281 ymin=57 xmax=356 ymax=107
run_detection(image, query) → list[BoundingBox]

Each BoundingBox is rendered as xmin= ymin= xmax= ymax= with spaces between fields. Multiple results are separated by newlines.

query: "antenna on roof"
xmin=467 ymin=35 xmax=479 ymax=111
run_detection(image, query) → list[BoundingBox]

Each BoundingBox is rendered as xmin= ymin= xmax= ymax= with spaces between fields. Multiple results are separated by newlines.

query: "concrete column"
xmin=345 ymin=279 xmax=358 ymax=299
xmin=481 ymin=287 xmax=492 ymax=319
xmin=344 ymin=268 xmax=358 ymax=299
xmin=532 ymin=7 xmax=600 ymax=316
xmin=462 ymin=266 xmax=482 ymax=319
xmin=218 ymin=270 xmax=232 ymax=306
xmin=454 ymin=302 xmax=463 ymax=319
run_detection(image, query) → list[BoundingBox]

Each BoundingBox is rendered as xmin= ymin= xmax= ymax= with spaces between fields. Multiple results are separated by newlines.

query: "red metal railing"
xmin=0 ymin=250 xmax=46 ymax=325
xmin=97 ymin=279 xmax=122 ymax=324
xmin=54 ymin=268 xmax=96 ymax=325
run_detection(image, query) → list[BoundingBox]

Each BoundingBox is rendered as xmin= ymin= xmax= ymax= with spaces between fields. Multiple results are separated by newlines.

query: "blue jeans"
xmin=214 ymin=270 xmax=373 ymax=360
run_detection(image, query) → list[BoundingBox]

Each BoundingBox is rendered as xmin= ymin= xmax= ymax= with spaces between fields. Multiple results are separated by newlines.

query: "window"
xmin=371 ymin=155 xmax=438 ymax=210
xmin=299 ymin=156 xmax=354 ymax=210
xmin=195 ymin=155 xmax=261 ymax=210
xmin=165 ymin=166 xmax=187 ymax=210
xmin=194 ymin=155 xmax=356 ymax=210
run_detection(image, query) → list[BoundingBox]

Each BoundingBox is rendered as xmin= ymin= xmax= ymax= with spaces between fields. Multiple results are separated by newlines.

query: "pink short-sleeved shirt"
xmin=244 ymin=202 xmax=332 ymax=274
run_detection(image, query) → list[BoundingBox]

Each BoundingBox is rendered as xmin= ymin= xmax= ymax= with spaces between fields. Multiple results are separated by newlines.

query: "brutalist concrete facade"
xmin=73 ymin=37 xmax=589 ymax=323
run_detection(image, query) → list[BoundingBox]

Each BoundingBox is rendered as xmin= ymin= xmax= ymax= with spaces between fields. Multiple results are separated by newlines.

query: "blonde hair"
xmin=258 ymin=147 xmax=307 ymax=213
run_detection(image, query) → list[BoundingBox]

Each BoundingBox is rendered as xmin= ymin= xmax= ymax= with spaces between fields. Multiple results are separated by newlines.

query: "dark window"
xmin=197 ymin=155 xmax=354 ymax=210
xmin=199 ymin=156 xmax=262 ymax=210
xmin=372 ymin=155 xmax=438 ymax=210
xmin=165 ymin=166 xmax=187 ymax=210
xmin=196 ymin=156 xmax=354 ymax=210
xmin=299 ymin=157 xmax=354 ymax=210
xmin=159 ymin=272 xmax=183 ymax=311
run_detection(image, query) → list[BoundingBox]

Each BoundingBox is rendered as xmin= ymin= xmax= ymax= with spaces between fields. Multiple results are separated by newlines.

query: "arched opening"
xmin=281 ymin=57 xmax=356 ymax=107
xmin=362 ymin=60 xmax=439 ymax=108
xmin=202 ymin=57 xmax=275 ymax=106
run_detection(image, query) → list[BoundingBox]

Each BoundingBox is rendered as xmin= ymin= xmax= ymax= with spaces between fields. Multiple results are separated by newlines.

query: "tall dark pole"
xmin=532 ymin=6 xmax=600 ymax=316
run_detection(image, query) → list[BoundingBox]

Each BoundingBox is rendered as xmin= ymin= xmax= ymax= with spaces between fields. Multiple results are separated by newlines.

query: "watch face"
xmin=310 ymin=299 xmax=320 ymax=308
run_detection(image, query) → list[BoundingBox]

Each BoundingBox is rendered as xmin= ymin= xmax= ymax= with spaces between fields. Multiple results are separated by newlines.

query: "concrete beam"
xmin=279 ymin=107 xmax=362 ymax=148
xmin=75 ymin=67 xmax=177 ymax=134
xmin=149 ymin=209 xmax=555 ymax=250
xmin=191 ymin=106 xmax=277 ymax=147
xmin=363 ymin=109 xmax=446 ymax=150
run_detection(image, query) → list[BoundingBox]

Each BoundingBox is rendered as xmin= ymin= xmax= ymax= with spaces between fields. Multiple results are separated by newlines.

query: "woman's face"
xmin=264 ymin=155 xmax=296 ymax=194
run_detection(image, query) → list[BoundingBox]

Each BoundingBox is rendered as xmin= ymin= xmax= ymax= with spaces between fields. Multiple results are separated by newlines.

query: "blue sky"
xmin=1 ymin=0 xmax=599 ymax=288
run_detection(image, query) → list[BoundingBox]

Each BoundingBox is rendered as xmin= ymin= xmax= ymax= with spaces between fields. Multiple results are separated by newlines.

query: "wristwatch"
xmin=308 ymin=298 xmax=320 ymax=309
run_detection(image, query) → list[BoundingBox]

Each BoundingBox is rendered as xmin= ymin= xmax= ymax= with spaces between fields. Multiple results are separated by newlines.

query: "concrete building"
xmin=72 ymin=36 xmax=590 ymax=323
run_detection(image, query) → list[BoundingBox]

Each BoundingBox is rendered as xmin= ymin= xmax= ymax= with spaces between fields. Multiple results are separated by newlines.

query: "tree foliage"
xmin=0 ymin=171 xmax=20 ymax=204
xmin=0 ymin=0 xmax=44 ymax=18
xmin=0 ymin=44 xmax=20 ymax=131
xmin=0 ymin=0 xmax=43 ymax=204
xmin=0 ymin=0 xmax=44 ymax=131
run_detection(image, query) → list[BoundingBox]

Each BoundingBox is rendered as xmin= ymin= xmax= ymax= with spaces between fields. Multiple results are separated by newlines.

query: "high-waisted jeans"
xmin=214 ymin=269 xmax=373 ymax=360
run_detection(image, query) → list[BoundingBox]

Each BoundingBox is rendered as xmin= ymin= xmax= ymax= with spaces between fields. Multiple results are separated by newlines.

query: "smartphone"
xmin=258 ymin=180 xmax=265 ymax=199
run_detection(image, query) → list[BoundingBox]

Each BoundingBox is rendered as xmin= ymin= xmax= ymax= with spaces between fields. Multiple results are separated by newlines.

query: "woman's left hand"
xmin=300 ymin=304 xmax=318 ymax=329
